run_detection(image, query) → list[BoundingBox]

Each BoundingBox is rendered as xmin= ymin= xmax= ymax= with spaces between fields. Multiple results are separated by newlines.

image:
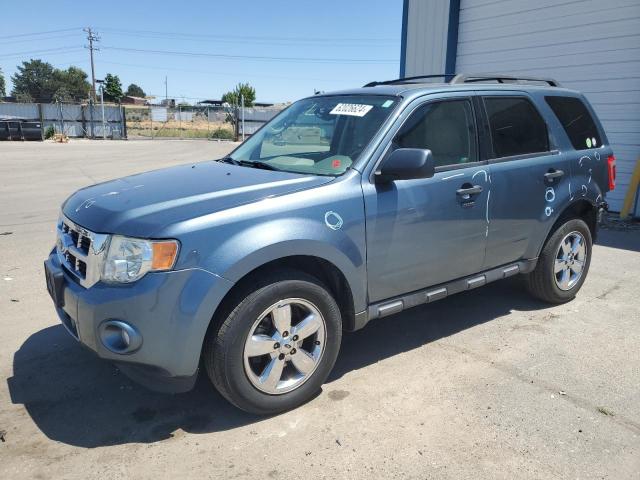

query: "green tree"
xmin=103 ymin=73 xmax=124 ymax=101
xmin=222 ymin=82 xmax=256 ymax=107
xmin=0 ymin=68 xmax=6 ymax=98
xmin=10 ymin=60 xmax=90 ymax=102
xmin=125 ymin=83 xmax=145 ymax=97
xmin=54 ymin=66 xmax=90 ymax=100
xmin=11 ymin=59 xmax=57 ymax=102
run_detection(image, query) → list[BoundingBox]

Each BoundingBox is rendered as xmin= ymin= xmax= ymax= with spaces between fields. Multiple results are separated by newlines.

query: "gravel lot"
xmin=1 ymin=139 xmax=639 ymax=479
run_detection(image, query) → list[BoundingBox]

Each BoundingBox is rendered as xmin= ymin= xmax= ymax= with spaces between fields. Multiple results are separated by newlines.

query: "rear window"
xmin=484 ymin=97 xmax=549 ymax=158
xmin=545 ymin=96 xmax=601 ymax=150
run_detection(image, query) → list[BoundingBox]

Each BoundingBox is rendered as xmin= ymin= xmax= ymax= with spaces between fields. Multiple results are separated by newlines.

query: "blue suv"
xmin=44 ymin=74 xmax=616 ymax=413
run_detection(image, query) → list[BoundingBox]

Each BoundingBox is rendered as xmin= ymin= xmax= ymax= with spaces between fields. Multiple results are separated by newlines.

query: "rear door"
xmin=479 ymin=92 xmax=574 ymax=268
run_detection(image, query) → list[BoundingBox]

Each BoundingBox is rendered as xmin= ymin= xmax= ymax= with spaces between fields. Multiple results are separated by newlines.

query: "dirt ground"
xmin=0 ymin=139 xmax=639 ymax=479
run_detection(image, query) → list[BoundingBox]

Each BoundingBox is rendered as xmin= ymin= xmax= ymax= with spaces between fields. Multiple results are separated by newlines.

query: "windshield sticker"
xmin=330 ymin=103 xmax=373 ymax=117
xmin=381 ymin=100 xmax=394 ymax=108
xmin=586 ymin=137 xmax=592 ymax=148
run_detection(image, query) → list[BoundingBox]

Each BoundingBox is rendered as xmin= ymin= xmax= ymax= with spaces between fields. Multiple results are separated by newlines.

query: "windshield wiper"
xmin=219 ymin=156 xmax=282 ymax=171
xmin=238 ymin=160 xmax=282 ymax=171
xmin=218 ymin=156 xmax=240 ymax=166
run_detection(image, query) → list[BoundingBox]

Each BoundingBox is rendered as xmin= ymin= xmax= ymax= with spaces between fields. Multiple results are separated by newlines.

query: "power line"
xmin=0 ymin=27 xmax=80 ymax=40
xmin=96 ymin=26 xmax=397 ymax=44
xmin=101 ymin=46 xmax=396 ymax=64
xmin=0 ymin=33 xmax=80 ymax=46
xmin=0 ymin=46 xmax=82 ymax=59
xmin=96 ymin=59 xmax=358 ymax=83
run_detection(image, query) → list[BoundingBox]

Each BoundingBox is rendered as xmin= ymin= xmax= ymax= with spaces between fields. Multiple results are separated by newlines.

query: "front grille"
xmin=56 ymin=215 xmax=109 ymax=288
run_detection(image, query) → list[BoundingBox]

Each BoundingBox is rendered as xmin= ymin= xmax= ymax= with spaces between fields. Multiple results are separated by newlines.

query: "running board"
xmin=352 ymin=259 xmax=536 ymax=329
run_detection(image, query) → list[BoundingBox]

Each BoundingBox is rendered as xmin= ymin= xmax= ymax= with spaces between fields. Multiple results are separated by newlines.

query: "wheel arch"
xmin=538 ymin=199 xmax=598 ymax=257
xmin=208 ymin=255 xmax=358 ymax=339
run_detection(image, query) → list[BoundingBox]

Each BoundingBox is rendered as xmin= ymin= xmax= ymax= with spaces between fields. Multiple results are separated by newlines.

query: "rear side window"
xmin=545 ymin=96 xmax=601 ymax=150
xmin=484 ymin=97 xmax=549 ymax=158
xmin=395 ymin=99 xmax=477 ymax=168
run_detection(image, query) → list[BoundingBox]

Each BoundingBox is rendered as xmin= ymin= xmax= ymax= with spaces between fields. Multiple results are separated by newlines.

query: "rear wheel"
xmin=203 ymin=271 xmax=342 ymax=414
xmin=525 ymin=218 xmax=592 ymax=303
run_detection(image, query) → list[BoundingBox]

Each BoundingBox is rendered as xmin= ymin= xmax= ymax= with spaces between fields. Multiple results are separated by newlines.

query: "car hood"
xmin=62 ymin=160 xmax=334 ymax=237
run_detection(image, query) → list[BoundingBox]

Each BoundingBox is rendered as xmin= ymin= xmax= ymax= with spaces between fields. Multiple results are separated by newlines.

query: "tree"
xmin=11 ymin=59 xmax=57 ymax=102
xmin=125 ymin=83 xmax=145 ymax=97
xmin=0 ymin=68 xmax=6 ymax=98
xmin=54 ymin=66 xmax=90 ymax=100
xmin=103 ymin=73 xmax=123 ymax=101
xmin=222 ymin=82 xmax=256 ymax=107
xmin=10 ymin=60 xmax=90 ymax=102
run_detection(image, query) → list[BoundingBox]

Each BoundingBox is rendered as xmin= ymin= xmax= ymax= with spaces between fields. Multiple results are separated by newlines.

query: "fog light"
xmin=99 ymin=320 xmax=142 ymax=354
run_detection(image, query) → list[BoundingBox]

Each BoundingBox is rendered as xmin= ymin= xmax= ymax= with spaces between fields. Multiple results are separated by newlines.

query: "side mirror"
xmin=374 ymin=148 xmax=435 ymax=183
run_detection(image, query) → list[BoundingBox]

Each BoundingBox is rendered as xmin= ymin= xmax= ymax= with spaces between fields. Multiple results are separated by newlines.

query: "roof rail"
xmin=363 ymin=72 xmax=561 ymax=88
xmin=450 ymin=73 xmax=561 ymax=87
xmin=363 ymin=73 xmax=456 ymax=87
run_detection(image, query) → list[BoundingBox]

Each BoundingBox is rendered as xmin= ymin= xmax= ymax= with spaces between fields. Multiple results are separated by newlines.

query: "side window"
xmin=395 ymin=99 xmax=477 ymax=168
xmin=545 ymin=96 xmax=601 ymax=150
xmin=484 ymin=97 xmax=549 ymax=158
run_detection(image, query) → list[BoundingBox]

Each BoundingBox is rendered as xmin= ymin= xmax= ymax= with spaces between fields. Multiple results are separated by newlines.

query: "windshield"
xmin=229 ymin=95 xmax=398 ymax=176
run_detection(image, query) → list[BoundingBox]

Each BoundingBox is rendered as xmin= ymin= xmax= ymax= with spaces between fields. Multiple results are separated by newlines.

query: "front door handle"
xmin=544 ymin=169 xmax=564 ymax=181
xmin=456 ymin=184 xmax=483 ymax=198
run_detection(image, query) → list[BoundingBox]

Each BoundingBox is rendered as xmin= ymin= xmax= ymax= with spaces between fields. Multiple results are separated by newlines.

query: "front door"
xmin=363 ymin=97 xmax=490 ymax=303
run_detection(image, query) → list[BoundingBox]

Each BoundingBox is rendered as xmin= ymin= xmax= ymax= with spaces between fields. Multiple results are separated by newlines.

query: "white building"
xmin=400 ymin=0 xmax=640 ymax=215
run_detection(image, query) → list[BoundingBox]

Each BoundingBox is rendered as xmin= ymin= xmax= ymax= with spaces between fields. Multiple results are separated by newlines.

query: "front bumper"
xmin=45 ymin=249 xmax=233 ymax=393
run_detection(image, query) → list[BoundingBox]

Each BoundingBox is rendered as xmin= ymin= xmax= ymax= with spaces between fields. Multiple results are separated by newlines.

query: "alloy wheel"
xmin=243 ymin=298 xmax=326 ymax=395
xmin=554 ymin=231 xmax=587 ymax=291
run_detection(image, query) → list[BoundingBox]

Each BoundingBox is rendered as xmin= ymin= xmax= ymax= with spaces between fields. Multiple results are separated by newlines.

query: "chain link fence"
xmin=124 ymin=105 xmax=283 ymax=141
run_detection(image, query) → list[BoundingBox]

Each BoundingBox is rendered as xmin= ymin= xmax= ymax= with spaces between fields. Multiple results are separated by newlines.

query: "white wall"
xmin=403 ymin=0 xmax=452 ymax=77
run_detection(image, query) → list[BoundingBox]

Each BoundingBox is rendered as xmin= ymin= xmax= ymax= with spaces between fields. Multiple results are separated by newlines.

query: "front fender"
xmin=208 ymin=217 xmax=367 ymax=313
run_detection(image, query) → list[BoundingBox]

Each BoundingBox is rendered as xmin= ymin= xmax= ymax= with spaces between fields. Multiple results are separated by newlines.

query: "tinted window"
xmin=545 ymin=96 xmax=601 ymax=150
xmin=395 ymin=99 xmax=477 ymax=167
xmin=484 ymin=97 xmax=549 ymax=158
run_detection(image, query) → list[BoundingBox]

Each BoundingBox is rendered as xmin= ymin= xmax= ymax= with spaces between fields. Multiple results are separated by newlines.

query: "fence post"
xmin=80 ymin=104 xmax=87 ymax=138
xmin=178 ymin=105 xmax=182 ymax=138
xmin=89 ymin=100 xmax=95 ymax=138
xmin=121 ymin=105 xmax=127 ymax=139
xmin=241 ymin=94 xmax=245 ymax=142
xmin=57 ymin=101 xmax=64 ymax=136
xmin=37 ymin=103 xmax=44 ymax=140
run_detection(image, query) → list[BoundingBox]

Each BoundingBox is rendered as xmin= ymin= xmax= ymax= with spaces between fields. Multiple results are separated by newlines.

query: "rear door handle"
xmin=544 ymin=169 xmax=564 ymax=181
xmin=456 ymin=184 xmax=483 ymax=197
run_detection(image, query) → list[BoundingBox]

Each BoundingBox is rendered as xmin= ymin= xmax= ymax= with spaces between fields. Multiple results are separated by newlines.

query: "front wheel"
xmin=203 ymin=271 xmax=342 ymax=414
xmin=525 ymin=218 xmax=592 ymax=304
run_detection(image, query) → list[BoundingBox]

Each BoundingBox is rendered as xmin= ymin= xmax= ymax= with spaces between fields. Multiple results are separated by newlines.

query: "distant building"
xmin=121 ymin=96 xmax=148 ymax=106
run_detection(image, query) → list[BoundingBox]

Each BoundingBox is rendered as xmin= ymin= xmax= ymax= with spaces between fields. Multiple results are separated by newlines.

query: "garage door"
xmin=455 ymin=0 xmax=640 ymax=214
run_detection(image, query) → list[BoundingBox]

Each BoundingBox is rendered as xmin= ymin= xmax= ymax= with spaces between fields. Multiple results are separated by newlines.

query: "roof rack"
xmin=450 ymin=73 xmax=561 ymax=87
xmin=363 ymin=72 xmax=561 ymax=88
xmin=363 ymin=74 xmax=456 ymax=87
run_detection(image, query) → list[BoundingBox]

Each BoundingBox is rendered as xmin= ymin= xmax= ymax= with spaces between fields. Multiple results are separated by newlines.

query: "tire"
xmin=203 ymin=270 xmax=342 ymax=415
xmin=525 ymin=218 xmax=592 ymax=304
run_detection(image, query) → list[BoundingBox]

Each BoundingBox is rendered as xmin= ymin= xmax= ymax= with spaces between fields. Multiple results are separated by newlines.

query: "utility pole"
xmin=84 ymin=27 xmax=100 ymax=101
xmin=164 ymin=76 xmax=168 ymax=104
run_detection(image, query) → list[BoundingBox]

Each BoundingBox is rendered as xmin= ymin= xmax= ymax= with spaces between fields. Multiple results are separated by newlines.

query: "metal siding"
xmin=455 ymin=0 xmax=640 ymax=213
xmin=403 ymin=0 xmax=452 ymax=77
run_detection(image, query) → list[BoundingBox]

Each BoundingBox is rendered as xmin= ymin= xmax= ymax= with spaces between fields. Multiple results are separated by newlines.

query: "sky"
xmin=0 ymin=0 xmax=403 ymax=104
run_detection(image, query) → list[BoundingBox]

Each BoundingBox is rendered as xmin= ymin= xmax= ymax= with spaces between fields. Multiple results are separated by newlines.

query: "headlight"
xmin=102 ymin=235 xmax=179 ymax=283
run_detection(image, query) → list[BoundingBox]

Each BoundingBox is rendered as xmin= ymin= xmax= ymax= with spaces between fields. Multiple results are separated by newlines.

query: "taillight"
xmin=607 ymin=155 xmax=616 ymax=190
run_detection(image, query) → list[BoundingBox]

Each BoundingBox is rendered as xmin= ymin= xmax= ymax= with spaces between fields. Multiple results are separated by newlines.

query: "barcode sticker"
xmin=329 ymin=103 xmax=373 ymax=117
